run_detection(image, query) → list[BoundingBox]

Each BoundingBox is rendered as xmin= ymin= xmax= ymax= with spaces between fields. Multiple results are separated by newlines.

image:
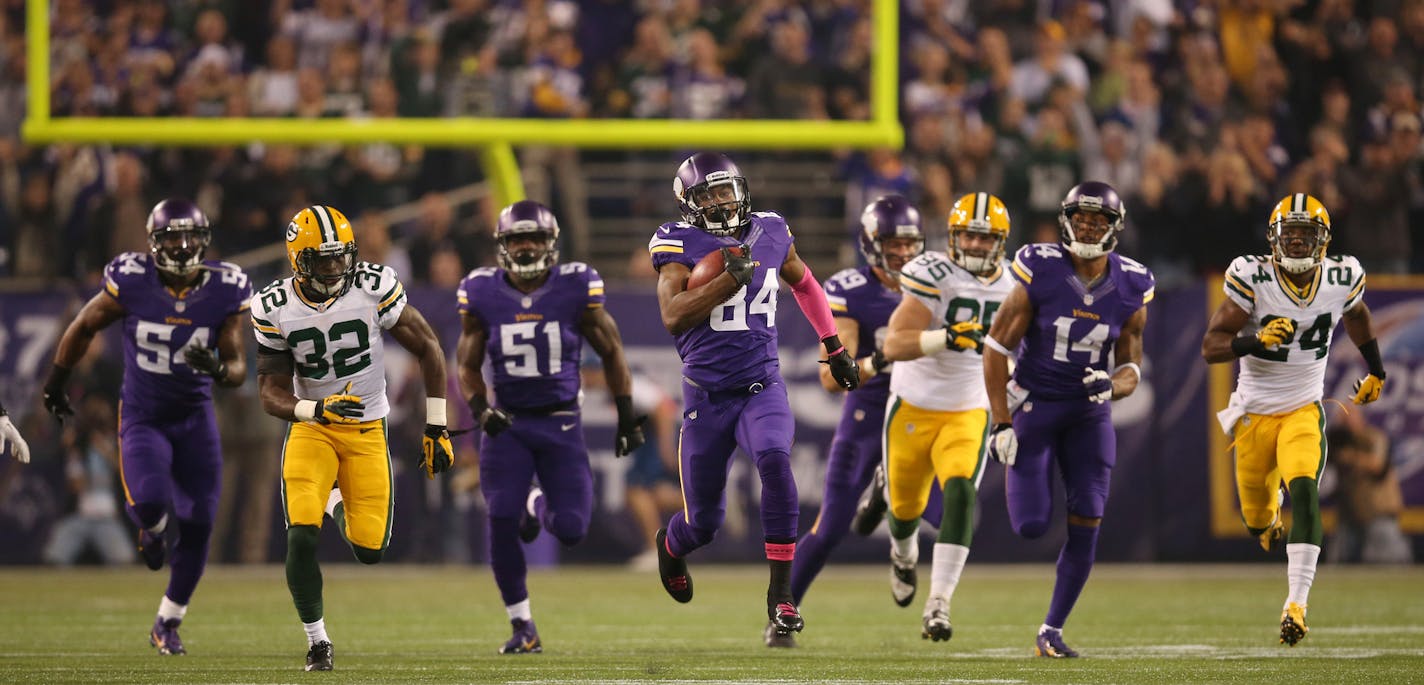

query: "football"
xmin=686 ymin=246 xmax=746 ymax=290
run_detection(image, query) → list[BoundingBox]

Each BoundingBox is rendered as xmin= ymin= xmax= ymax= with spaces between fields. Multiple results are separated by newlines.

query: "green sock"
xmin=1287 ymin=477 xmax=1322 ymax=545
xmin=937 ymin=477 xmax=976 ymax=546
xmin=888 ymin=514 xmax=919 ymax=542
xmin=286 ymin=525 xmax=323 ymax=623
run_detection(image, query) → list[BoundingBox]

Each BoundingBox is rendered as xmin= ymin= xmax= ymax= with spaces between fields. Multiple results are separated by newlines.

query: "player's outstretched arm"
xmin=455 ymin=311 xmax=511 ymax=437
xmin=1200 ymin=298 xmax=1255 ymax=364
xmin=983 ymin=284 xmax=1032 ymax=426
xmin=1110 ymin=305 xmax=1147 ymax=400
xmin=816 ymin=314 xmax=866 ymax=393
xmin=654 ymin=261 xmax=740 ymax=334
xmin=780 ymin=245 xmax=859 ymax=390
xmin=1342 ymin=301 xmax=1388 ymax=404
xmin=43 ymin=292 xmax=126 ymax=421
xmin=581 ymin=306 xmax=647 ymax=456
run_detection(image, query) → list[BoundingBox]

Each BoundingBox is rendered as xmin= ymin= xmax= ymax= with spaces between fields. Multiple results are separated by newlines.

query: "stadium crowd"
xmin=2 ymin=0 xmax=1424 ymax=283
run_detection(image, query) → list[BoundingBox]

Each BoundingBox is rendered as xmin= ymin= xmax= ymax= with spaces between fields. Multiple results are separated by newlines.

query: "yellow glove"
xmin=1351 ymin=374 xmax=1385 ymax=405
xmin=1256 ymin=317 xmax=1296 ymax=350
xmin=315 ymin=381 xmax=365 ymax=425
xmin=947 ymin=319 xmax=985 ymax=351
xmin=421 ymin=425 xmax=455 ymax=478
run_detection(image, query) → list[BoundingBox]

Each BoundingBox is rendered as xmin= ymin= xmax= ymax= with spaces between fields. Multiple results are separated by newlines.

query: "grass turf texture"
xmin=1 ymin=564 xmax=1420 ymax=683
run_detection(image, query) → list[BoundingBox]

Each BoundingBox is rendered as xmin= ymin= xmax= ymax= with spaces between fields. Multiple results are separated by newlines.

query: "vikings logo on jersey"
xmin=103 ymin=252 xmax=252 ymax=412
xmin=648 ymin=212 xmax=794 ymax=392
xmin=1009 ymin=243 xmax=1154 ymax=400
xmin=456 ymin=261 xmax=606 ymax=410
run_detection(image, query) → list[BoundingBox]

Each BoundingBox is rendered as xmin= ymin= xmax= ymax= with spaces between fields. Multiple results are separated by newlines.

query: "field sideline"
xmin=1 ymin=563 xmax=1420 ymax=683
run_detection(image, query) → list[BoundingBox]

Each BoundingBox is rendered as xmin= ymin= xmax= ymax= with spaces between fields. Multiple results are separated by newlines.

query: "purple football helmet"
xmin=495 ymin=199 xmax=560 ymax=279
xmin=673 ymin=152 xmax=750 ymax=236
xmin=859 ymin=195 xmax=925 ymax=277
xmin=146 ymin=198 xmax=211 ymax=276
xmin=1058 ymin=181 xmax=1126 ymax=259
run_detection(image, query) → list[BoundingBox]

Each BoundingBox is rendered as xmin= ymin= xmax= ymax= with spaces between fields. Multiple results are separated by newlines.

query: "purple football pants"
xmin=1005 ymin=396 xmax=1116 ymax=536
xmin=665 ymin=378 xmax=798 ymax=557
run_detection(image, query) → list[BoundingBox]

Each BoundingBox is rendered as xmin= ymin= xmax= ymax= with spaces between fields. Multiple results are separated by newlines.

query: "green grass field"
xmin=1 ymin=563 xmax=1420 ymax=683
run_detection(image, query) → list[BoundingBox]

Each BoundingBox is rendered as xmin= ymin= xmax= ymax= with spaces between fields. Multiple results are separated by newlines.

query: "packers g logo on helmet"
xmin=1268 ymin=193 xmax=1331 ymax=274
xmin=287 ymin=205 xmax=358 ymax=299
xmin=948 ymin=192 xmax=1010 ymax=276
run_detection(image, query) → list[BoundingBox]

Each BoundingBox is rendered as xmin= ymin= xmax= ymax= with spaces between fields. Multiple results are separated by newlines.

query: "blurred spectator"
xmin=1326 ymin=412 xmax=1413 ymax=565
xmin=1009 ymin=21 xmax=1089 ymax=107
xmin=356 ymin=211 xmax=413 ymax=280
xmin=248 ymin=35 xmax=300 ymax=116
xmin=1339 ymin=119 xmax=1414 ymax=274
xmin=281 ymin=0 xmax=360 ymax=70
xmin=746 ymin=20 xmax=823 ymax=119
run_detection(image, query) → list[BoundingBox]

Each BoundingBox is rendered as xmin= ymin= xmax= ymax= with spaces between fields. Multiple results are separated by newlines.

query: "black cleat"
xmin=138 ymin=529 xmax=165 ymax=571
xmin=519 ymin=487 xmax=543 ymax=543
xmin=499 ymin=618 xmax=543 ymax=654
xmin=768 ymin=600 xmax=804 ymax=634
xmin=890 ymin=554 xmax=917 ymax=607
xmin=305 ymin=640 xmax=333 ymax=671
xmin=852 ymin=464 xmax=889 ymax=536
xmin=655 ymin=528 xmax=693 ymax=603
xmin=764 ymin=620 xmax=798 ymax=648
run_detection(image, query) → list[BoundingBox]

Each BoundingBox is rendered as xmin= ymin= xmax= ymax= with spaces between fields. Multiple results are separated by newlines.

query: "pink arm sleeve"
xmin=790 ymin=266 xmax=840 ymax=345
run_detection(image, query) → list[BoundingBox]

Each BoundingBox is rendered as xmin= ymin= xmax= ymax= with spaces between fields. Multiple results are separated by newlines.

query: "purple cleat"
xmin=137 ymin=529 xmax=165 ymax=571
xmin=149 ymin=617 xmax=185 ymax=655
xmin=1035 ymin=626 xmax=1079 ymax=658
xmin=499 ymin=618 xmax=542 ymax=654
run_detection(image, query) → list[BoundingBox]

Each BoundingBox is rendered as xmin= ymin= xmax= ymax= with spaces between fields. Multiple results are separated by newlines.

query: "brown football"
xmin=686 ymin=245 xmax=746 ymax=290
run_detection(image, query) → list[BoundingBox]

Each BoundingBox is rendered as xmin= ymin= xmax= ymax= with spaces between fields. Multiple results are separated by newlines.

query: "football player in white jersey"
xmin=879 ymin=192 xmax=1015 ymax=641
xmin=1202 ymin=193 xmax=1386 ymax=647
xmin=252 ymin=205 xmax=454 ymax=671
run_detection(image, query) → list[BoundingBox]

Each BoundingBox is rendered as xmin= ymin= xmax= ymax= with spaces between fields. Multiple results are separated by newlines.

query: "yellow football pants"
xmin=883 ymin=396 xmax=989 ymax=522
xmin=282 ymin=418 xmax=394 ymax=551
xmin=1232 ymin=402 xmax=1326 ymax=530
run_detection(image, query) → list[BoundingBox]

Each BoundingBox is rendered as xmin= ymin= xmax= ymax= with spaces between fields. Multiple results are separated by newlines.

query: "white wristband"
xmin=919 ymin=329 xmax=949 ymax=357
xmin=857 ymin=356 xmax=876 ymax=377
xmin=426 ymin=397 xmax=447 ymax=427
xmin=294 ymin=400 xmax=318 ymax=423
xmin=1114 ymin=362 xmax=1142 ymax=381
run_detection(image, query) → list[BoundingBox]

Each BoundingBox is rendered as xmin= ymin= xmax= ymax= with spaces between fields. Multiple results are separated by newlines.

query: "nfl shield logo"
xmin=175 ymin=301 xmax=187 ymax=313
xmin=521 ymin=297 xmax=532 ymax=309
xmin=1082 ymin=294 xmax=1094 ymax=305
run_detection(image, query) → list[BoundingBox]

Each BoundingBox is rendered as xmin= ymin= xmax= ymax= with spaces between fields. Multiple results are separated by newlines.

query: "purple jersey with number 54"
xmin=103 ymin=252 xmax=252 ymax=415
xmin=648 ymin=212 xmax=794 ymax=392
xmin=1008 ymin=243 xmax=1154 ymax=400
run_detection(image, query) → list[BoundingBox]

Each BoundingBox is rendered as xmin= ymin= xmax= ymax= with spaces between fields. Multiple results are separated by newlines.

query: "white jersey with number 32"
xmin=1221 ymin=254 xmax=1365 ymax=417
xmin=250 ymin=261 xmax=408 ymax=421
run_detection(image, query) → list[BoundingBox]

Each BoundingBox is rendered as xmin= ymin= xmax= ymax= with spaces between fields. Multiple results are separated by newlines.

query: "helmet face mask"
xmin=146 ymin=199 xmax=211 ymax=277
xmin=674 ymin=153 xmax=751 ymax=236
xmin=495 ymin=200 xmax=560 ymax=279
xmin=1267 ymin=194 xmax=1331 ymax=274
xmin=1058 ymin=182 xmax=1125 ymax=260
xmin=287 ymin=205 xmax=358 ymax=300
xmin=859 ymin=194 xmax=926 ymax=277
xmin=947 ymin=192 xmax=1010 ymax=276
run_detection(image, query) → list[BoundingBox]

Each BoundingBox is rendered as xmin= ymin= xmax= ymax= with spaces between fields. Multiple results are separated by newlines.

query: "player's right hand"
xmin=945 ymin=319 xmax=984 ymax=351
xmin=420 ymin=424 xmax=455 ymax=478
xmin=0 ymin=415 xmax=29 ymax=464
xmin=315 ymin=381 xmax=365 ymax=425
xmin=42 ymin=385 xmax=74 ymax=423
xmin=988 ymin=422 xmax=1017 ymax=467
xmin=1256 ymin=317 xmax=1296 ymax=350
xmin=722 ymin=245 xmax=754 ymax=288
xmin=478 ymin=407 xmax=513 ymax=437
xmin=1082 ymin=367 xmax=1114 ymax=404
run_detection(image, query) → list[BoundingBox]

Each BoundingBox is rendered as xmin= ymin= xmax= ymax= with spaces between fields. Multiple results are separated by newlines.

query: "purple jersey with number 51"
xmin=1008 ymin=243 xmax=1154 ymax=400
xmin=648 ymin=212 xmax=794 ymax=392
xmin=103 ymin=252 xmax=252 ymax=416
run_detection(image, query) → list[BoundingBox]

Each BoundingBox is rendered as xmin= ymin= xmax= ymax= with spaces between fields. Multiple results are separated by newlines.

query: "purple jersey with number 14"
xmin=1008 ymin=243 xmax=1154 ymax=400
xmin=103 ymin=252 xmax=252 ymax=416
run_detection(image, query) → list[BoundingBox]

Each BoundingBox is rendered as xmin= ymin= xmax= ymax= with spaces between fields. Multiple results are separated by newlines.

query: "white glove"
xmin=1006 ymin=379 xmax=1028 ymax=415
xmin=1082 ymin=367 xmax=1114 ymax=404
xmin=988 ymin=422 xmax=1017 ymax=467
xmin=0 ymin=415 xmax=30 ymax=464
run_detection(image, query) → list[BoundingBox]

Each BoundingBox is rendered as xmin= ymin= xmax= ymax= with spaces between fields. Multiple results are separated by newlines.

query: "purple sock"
xmin=1045 ymin=523 xmax=1099 ymax=629
xmin=790 ymin=491 xmax=855 ymax=605
xmin=755 ymin=450 xmax=798 ymax=540
xmin=488 ymin=516 xmax=529 ymax=606
xmin=164 ymin=520 xmax=211 ymax=605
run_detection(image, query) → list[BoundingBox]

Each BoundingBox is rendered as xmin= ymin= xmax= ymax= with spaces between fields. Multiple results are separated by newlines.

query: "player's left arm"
xmin=817 ymin=316 xmax=868 ymax=392
xmin=1110 ymin=305 xmax=1147 ymax=400
xmin=780 ymin=244 xmax=859 ymax=390
xmin=580 ymin=306 xmax=647 ymax=456
xmin=186 ymin=311 xmax=247 ymax=387
xmin=1342 ymin=300 xmax=1387 ymax=404
xmin=389 ymin=304 xmax=455 ymax=476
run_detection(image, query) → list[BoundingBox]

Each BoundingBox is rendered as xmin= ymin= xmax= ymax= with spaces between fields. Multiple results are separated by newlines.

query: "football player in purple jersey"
xmin=778 ymin=195 xmax=928 ymax=647
xmin=647 ymin=152 xmax=860 ymax=644
xmin=982 ymin=182 xmax=1153 ymax=657
xmin=41 ymin=199 xmax=251 ymax=656
xmin=456 ymin=200 xmax=646 ymax=655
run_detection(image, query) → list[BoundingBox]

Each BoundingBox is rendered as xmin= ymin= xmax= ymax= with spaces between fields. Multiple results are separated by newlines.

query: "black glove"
xmin=420 ymin=424 xmax=455 ymax=478
xmin=614 ymin=395 xmax=648 ymax=457
xmin=183 ymin=346 xmax=226 ymax=379
xmin=869 ymin=348 xmax=890 ymax=374
xmin=42 ymin=365 xmax=74 ymax=423
xmin=819 ymin=335 xmax=860 ymax=391
xmin=469 ymin=394 xmax=513 ymax=437
xmin=723 ymin=245 xmax=754 ymax=288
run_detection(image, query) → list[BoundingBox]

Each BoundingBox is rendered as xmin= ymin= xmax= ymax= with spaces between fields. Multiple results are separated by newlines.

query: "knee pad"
xmin=175 ymin=519 xmax=212 ymax=549
xmin=129 ymin=502 xmax=167 ymax=530
xmin=686 ymin=524 xmax=718 ymax=548
xmin=1015 ymin=519 xmax=1051 ymax=539
xmin=287 ymin=525 xmax=320 ymax=559
xmin=351 ymin=545 xmax=384 ymax=565
xmin=547 ymin=511 xmax=588 ymax=547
